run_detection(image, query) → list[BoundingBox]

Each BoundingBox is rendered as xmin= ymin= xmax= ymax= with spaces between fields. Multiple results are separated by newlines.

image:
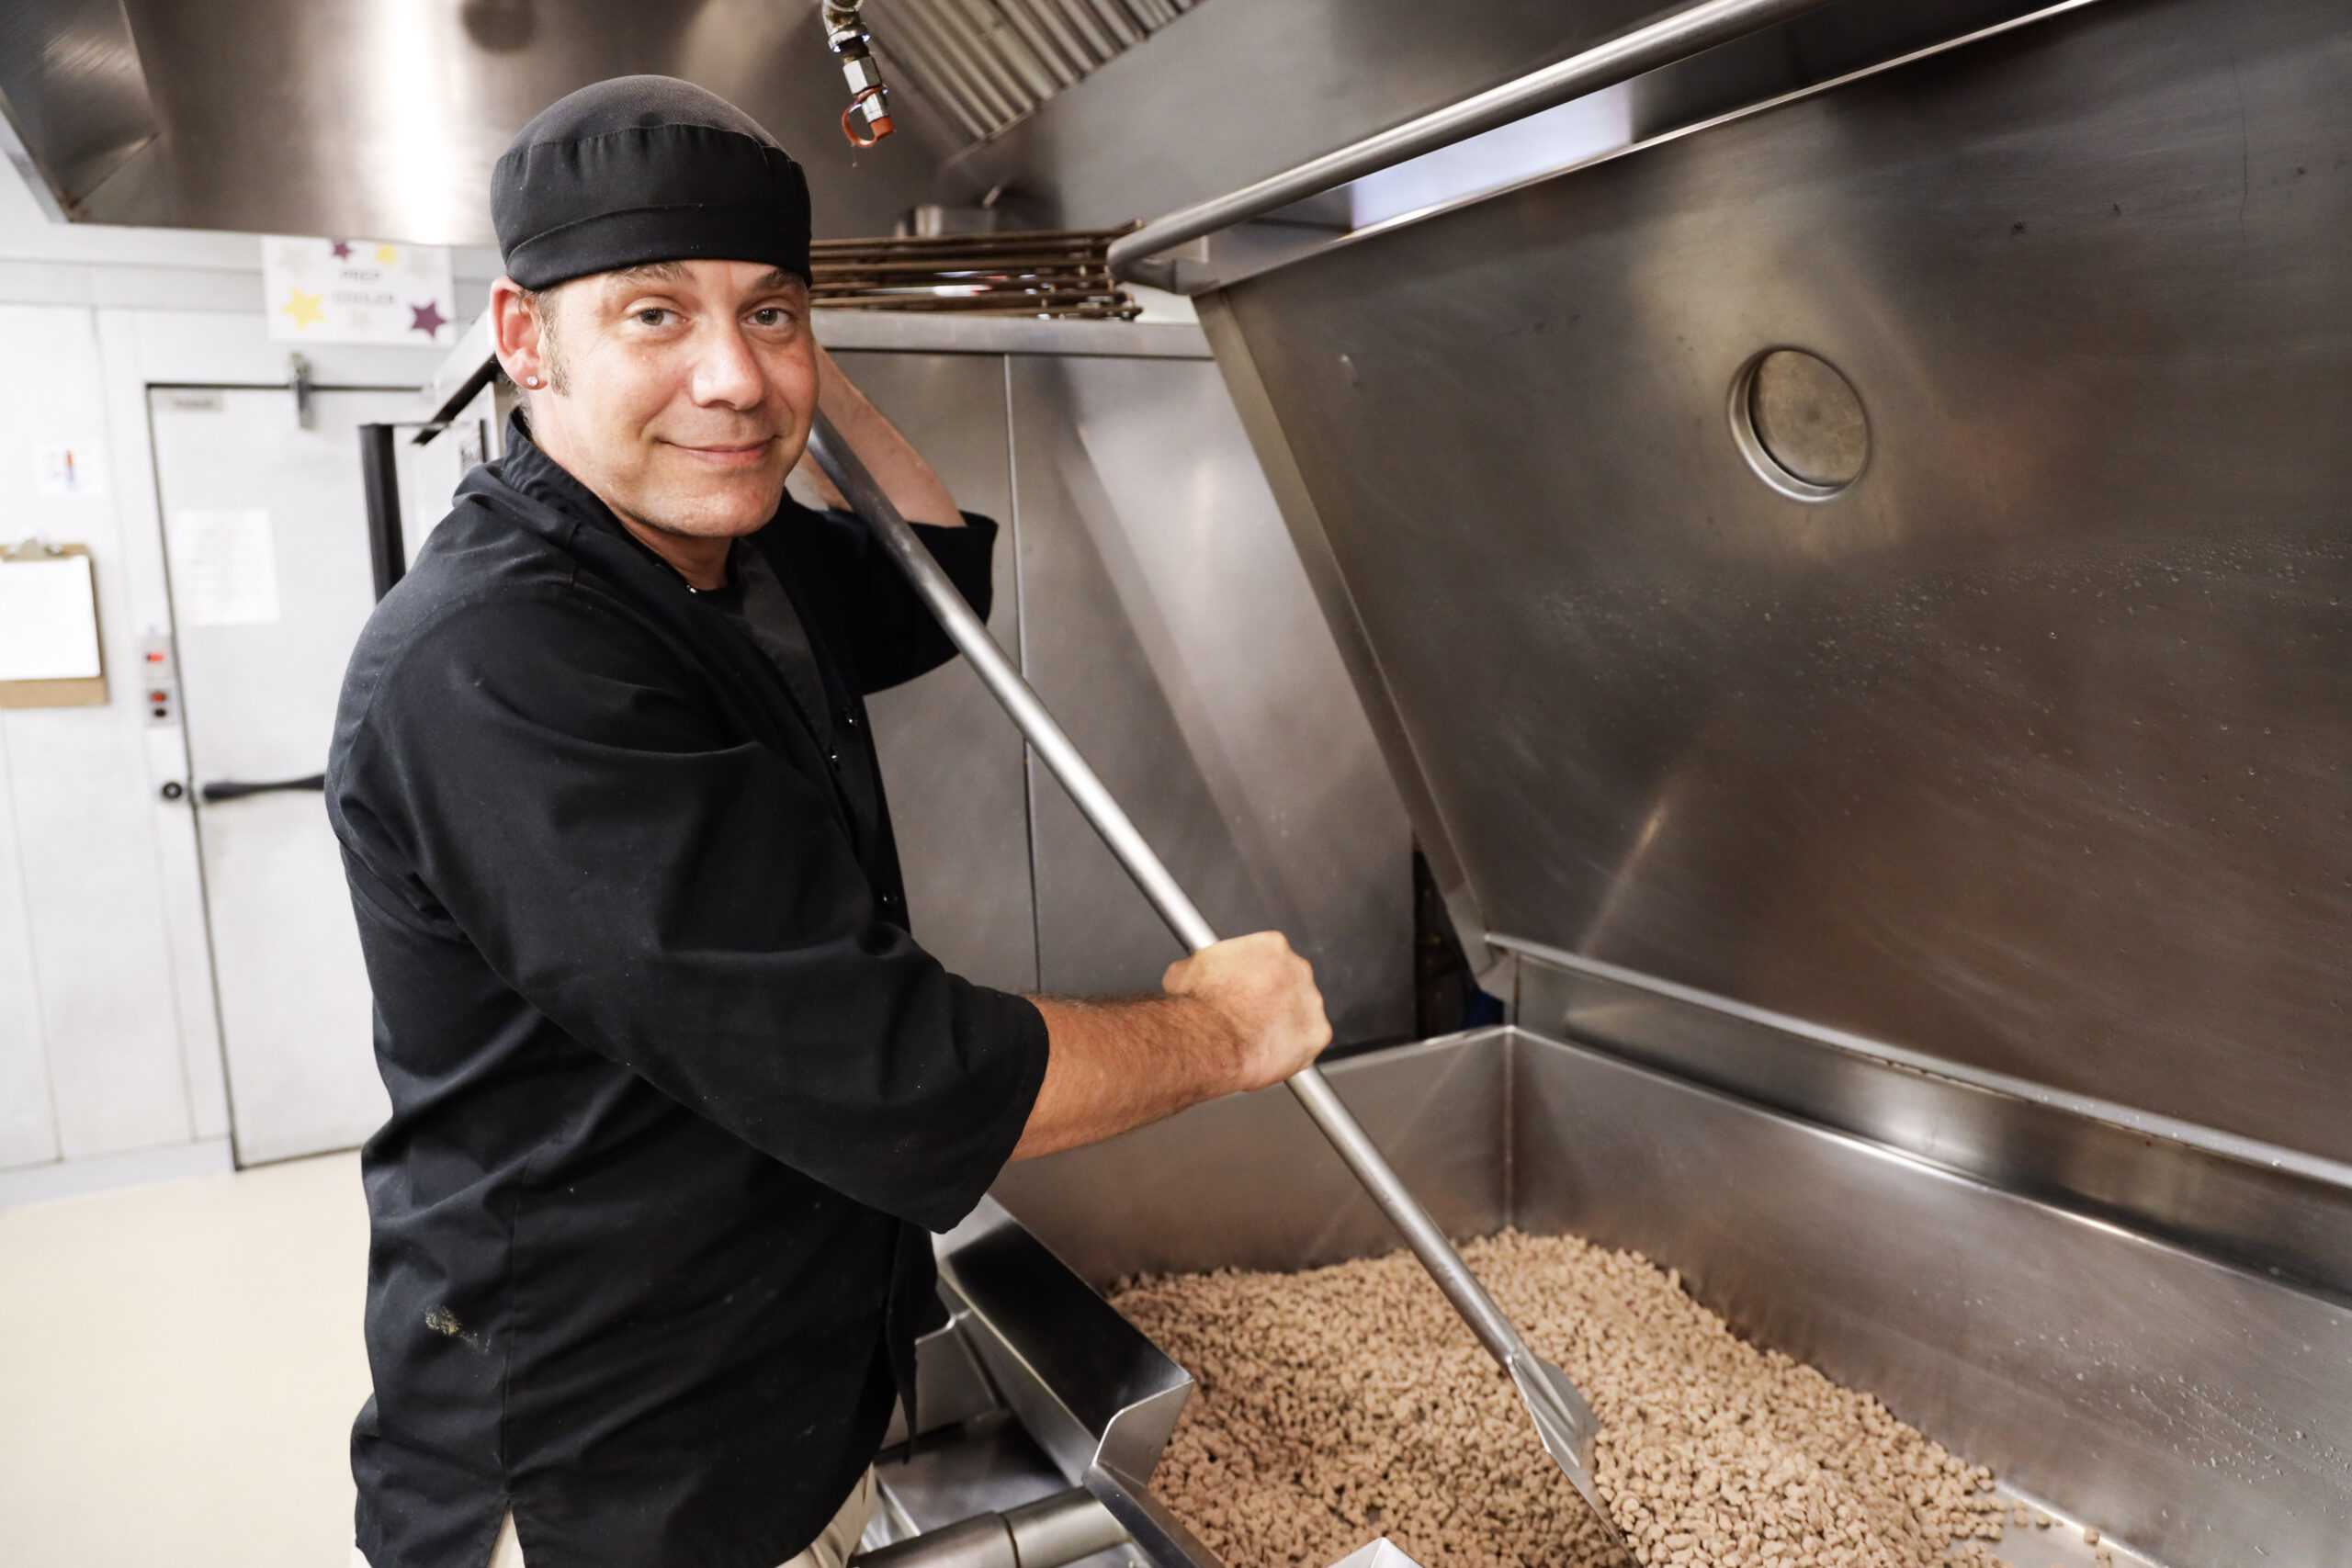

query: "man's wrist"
xmin=1166 ymin=991 xmax=1250 ymax=1099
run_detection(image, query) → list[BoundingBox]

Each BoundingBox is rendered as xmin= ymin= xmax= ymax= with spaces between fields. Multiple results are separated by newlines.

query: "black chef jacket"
xmin=327 ymin=421 xmax=1050 ymax=1568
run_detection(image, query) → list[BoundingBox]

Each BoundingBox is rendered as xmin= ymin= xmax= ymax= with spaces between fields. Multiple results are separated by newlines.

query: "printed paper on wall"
xmin=264 ymin=236 xmax=456 ymax=346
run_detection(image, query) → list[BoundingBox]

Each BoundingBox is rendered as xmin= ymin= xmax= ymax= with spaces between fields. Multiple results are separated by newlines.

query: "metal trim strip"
xmin=1109 ymin=0 xmax=1844 ymax=277
xmin=1492 ymin=931 xmax=2352 ymax=1195
xmin=816 ymin=312 xmax=1208 ymax=356
xmin=1167 ymin=0 xmax=2109 ymax=294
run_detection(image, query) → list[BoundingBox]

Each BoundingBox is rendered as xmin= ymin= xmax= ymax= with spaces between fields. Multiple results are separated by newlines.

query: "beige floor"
xmin=0 ymin=1151 xmax=371 ymax=1568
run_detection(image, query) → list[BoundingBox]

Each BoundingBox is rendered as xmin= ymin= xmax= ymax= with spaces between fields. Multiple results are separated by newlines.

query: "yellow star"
xmin=374 ymin=243 xmax=400 ymax=264
xmin=279 ymin=287 xmax=326 ymax=330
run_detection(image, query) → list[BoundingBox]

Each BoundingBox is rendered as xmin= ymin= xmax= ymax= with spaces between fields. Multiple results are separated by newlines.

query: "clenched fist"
xmin=1162 ymin=931 xmax=1333 ymax=1095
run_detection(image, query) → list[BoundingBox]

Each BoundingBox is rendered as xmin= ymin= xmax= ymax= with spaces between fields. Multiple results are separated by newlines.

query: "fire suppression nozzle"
xmin=823 ymin=1 xmax=895 ymax=146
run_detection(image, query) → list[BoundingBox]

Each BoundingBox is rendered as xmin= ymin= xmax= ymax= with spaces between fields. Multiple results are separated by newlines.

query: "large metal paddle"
xmin=808 ymin=413 xmax=1626 ymax=1550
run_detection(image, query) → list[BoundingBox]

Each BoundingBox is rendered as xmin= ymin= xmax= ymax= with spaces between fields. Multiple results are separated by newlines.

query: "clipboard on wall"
xmin=0 ymin=539 xmax=108 ymax=709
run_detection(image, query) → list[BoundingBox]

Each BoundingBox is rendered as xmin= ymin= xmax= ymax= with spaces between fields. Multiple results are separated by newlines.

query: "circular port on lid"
xmin=1730 ymin=348 xmax=1868 ymax=500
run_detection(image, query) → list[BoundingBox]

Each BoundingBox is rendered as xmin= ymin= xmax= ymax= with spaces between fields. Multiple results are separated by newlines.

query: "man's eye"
xmin=634 ymin=308 xmax=669 ymax=326
xmin=752 ymin=308 xmax=792 ymax=328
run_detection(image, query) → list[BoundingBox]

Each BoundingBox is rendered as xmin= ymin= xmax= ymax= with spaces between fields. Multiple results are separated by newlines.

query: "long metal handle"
xmin=805 ymin=412 xmax=1533 ymax=1373
xmin=198 ymin=773 xmax=327 ymax=804
xmin=1106 ymin=0 xmax=1838 ymax=280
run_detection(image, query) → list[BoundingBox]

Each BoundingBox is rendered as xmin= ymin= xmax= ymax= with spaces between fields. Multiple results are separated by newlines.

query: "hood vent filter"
xmin=865 ymin=0 xmax=1201 ymax=143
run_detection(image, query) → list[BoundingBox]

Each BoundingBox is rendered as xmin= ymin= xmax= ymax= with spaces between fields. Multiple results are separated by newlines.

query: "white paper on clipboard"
xmin=0 ymin=554 xmax=103 ymax=681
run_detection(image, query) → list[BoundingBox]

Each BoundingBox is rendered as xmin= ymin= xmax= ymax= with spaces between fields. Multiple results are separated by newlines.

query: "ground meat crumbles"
xmin=1111 ymin=1229 xmax=2007 ymax=1568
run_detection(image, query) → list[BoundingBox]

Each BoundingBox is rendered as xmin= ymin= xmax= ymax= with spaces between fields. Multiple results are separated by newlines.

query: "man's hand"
xmin=787 ymin=344 xmax=965 ymax=526
xmin=1012 ymin=932 xmax=1334 ymax=1161
xmin=1162 ymin=931 xmax=1331 ymax=1095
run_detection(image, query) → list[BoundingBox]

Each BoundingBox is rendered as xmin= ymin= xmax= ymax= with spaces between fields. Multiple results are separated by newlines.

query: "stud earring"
xmin=524 ymin=375 xmax=541 ymax=388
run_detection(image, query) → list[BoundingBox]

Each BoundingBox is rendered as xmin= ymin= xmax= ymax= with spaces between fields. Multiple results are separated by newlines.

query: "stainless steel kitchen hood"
xmin=0 ymin=0 xmax=966 ymax=242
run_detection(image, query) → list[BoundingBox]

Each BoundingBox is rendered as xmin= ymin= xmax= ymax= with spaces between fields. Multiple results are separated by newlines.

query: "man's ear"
xmin=490 ymin=277 xmax=551 ymax=391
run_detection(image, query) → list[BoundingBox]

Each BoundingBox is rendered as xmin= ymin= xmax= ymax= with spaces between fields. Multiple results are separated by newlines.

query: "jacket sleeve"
xmin=330 ymin=584 xmax=1048 ymax=1233
xmin=782 ymin=498 xmax=1000 ymax=694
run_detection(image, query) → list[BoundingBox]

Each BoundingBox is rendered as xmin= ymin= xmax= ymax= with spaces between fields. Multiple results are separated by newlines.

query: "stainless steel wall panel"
xmin=1502 ymin=1032 xmax=2352 ymax=1568
xmin=1008 ymin=354 xmax=1412 ymax=1040
xmin=841 ymin=351 xmax=1041 ymax=996
xmin=1210 ymin=0 xmax=2352 ymax=1162
xmin=1511 ymin=942 xmax=2352 ymax=1302
xmin=1197 ymin=292 xmax=1500 ymax=979
xmin=820 ymin=326 xmax=1411 ymax=1038
xmin=990 ymin=1033 xmax=1507 ymax=1284
xmin=1013 ymin=356 xmax=1272 ymax=996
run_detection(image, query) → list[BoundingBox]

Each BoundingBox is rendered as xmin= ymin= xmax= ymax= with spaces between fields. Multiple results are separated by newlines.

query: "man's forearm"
xmin=808 ymin=344 xmax=964 ymax=527
xmin=1011 ymin=993 xmax=1244 ymax=1161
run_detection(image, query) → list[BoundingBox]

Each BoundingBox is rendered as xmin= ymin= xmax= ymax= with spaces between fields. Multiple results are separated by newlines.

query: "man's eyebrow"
xmin=748 ymin=267 xmax=806 ymax=295
xmin=606 ymin=261 xmax=692 ymax=288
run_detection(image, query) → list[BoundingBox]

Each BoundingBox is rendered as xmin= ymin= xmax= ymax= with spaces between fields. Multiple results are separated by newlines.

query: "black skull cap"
xmin=492 ymin=75 xmax=812 ymax=290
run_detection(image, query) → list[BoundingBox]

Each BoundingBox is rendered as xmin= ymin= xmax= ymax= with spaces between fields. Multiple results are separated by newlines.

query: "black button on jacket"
xmin=327 ymin=425 xmax=1049 ymax=1568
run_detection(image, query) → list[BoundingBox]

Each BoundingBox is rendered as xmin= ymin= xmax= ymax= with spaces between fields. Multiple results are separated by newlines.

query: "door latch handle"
xmin=198 ymin=773 xmax=326 ymax=803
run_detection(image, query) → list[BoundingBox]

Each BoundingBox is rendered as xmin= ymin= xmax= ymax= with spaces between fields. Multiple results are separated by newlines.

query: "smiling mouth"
xmin=668 ymin=437 xmax=778 ymax=468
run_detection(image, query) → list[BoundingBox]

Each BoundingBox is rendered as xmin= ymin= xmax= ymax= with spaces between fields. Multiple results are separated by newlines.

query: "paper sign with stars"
xmin=263 ymin=235 xmax=456 ymax=346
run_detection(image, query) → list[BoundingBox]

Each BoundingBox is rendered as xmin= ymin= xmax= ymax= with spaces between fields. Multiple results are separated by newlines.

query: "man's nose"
xmin=688 ymin=322 xmax=767 ymax=411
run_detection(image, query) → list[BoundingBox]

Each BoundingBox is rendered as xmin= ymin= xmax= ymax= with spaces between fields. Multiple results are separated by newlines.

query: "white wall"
xmin=0 ymin=165 xmax=497 ymax=1203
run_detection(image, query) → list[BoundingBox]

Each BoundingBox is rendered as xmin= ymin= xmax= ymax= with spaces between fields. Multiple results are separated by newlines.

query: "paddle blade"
xmin=1508 ymin=1353 xmax=1630 ymax=1556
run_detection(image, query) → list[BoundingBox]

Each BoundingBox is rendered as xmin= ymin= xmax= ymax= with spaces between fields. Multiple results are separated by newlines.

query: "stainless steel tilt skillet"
xmin=808 ymin=412 xmax=1630 ymax=1553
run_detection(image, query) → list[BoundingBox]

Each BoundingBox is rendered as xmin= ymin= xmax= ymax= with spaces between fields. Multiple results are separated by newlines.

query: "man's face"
xmin=496 ymin=259 xmax=817 ymax=540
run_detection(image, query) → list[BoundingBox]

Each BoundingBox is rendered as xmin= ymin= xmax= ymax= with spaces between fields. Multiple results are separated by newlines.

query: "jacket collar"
xmin=462 ymin=412 xmax=645 ymax=556
xmin=459 ymin=416 xmax=868 ymax=841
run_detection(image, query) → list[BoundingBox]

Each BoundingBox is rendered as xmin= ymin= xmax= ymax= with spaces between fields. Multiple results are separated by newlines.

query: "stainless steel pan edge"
xmin=995 ymin=1030 xmax=2352 ymax=1568
xmin=933 ymin=1198 xmax=1228 ymax=1568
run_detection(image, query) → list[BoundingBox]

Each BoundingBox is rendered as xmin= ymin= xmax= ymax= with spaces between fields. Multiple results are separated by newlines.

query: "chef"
xmin=328 ymin=75 xmax=1331 ymax=1568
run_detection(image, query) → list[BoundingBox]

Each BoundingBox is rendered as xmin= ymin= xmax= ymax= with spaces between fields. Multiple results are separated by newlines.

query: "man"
xmin=329 ymin=76 xmax=1330 ymax=1568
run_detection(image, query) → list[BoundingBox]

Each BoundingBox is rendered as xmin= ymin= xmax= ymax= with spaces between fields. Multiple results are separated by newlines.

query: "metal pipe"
xmin=805 ymin=412 xmax=1623 ymax=1546
xmin=1106 ymin=0 xmax=1840 ymax=278
xmin=854 ymin=1512 xmax=1014 ymax=1568
xmin=357 ymin=422 xmax=406 ymax=601
xmin=849 ymin=1487 xmax=1127 ymax=1568
xmin=1005 ymin=1487 xmax=1132 ymax=1566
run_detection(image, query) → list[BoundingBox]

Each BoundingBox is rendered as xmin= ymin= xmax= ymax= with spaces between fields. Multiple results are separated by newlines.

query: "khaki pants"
xmin=354 ymin=1470 xmax=880 ymax=1568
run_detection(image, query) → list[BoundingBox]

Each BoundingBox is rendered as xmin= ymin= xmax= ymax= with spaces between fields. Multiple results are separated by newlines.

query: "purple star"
xmin=330 ymin=240 xmax=352 ymax=259
xmin=409 ymin=300 xmax=448 ymax=337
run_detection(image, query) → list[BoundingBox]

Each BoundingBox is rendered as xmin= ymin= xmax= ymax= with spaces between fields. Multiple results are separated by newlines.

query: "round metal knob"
xmin=1730 ymin=347 xmax=1869 ymax=500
